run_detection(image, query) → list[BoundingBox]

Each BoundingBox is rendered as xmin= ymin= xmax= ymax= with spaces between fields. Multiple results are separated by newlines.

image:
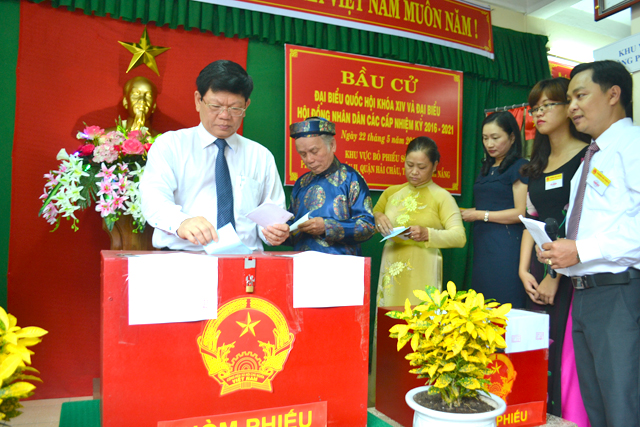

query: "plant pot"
xmin=102 ymin=215 xmax=154 ymax=251
xmin=405 ymin=386 xmax=507 ymax=427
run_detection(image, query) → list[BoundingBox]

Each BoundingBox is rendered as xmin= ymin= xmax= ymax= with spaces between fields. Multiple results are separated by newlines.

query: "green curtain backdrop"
xmin=0 ymin=0 xmax=20 ymax=310
xmin=11 ymin=1 xmax=550 ymax=327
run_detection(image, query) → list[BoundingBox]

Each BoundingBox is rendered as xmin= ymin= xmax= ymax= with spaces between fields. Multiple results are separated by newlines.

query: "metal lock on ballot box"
xmin=244 ymin=257 xmax=256 ymax=293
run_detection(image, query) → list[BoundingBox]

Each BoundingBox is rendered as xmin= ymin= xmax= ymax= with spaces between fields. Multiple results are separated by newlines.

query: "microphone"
xmin=545 ymin=218 xmax=559 ymax=279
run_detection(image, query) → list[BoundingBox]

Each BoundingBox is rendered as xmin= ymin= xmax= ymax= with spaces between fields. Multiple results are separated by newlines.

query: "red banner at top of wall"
xmin=195 ymin=0 xmax=493 ymax=58
xmin=549 ymin=60 xmax=575 ymax=79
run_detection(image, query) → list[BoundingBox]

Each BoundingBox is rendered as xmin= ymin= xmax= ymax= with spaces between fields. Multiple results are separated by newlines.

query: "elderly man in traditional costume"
xmin=286 ymin=117 xmax=375 ymax=254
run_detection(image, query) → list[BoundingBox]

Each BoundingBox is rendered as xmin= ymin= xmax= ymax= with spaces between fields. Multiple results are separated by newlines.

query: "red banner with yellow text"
xmin=549 ymin=60 xmax=575 ymax=79
xmin=285 ymin=45 xmax=463 ymax=193
xmin=158 ymin=401 xmax=327 ymax=427
xmin=195 ymin=0 xmax=493 ymax=58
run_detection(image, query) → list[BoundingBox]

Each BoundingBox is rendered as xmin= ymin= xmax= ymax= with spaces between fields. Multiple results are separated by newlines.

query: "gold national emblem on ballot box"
xmin=197 ymin=297 xmax=295 ymax=395
xmin=486 ymin=353 xmax=517 ymax=400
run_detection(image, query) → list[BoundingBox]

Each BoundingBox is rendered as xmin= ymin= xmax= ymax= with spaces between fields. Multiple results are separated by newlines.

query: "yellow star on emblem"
xmin=236 ymin=312 xmax=261 ymax=337
xmin=118 ymin=28 xmax=170 ymax=76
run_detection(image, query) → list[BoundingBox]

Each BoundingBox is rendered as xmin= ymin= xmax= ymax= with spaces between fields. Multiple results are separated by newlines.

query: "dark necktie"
xmin=567 ymin=142 xmax=600 ymax=240
xmin=214 ymin=138 xmax=235 ymax=229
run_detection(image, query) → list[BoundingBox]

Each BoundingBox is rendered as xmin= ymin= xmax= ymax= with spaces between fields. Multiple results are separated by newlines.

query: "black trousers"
xmin=572 ymin=280 xmax=640 ymax=427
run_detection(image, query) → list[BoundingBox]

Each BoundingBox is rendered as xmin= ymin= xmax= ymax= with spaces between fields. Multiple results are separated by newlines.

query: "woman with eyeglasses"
xmin=461 ymin=111 xmax=528 ymax=308
xmin=518 ymin=77 xmax=590 ymax=426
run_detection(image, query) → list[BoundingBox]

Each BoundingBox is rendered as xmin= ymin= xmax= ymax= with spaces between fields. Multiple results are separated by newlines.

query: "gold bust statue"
xmin=121 ymin=76 xmax=158 ymax=135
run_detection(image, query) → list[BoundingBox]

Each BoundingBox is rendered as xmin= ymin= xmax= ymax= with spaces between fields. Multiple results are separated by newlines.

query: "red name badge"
xmin=158 ymin=401 xmax=327 ymax=427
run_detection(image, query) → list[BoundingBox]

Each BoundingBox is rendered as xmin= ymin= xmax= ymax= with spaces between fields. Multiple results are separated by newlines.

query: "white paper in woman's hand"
xmin=380 ymin=226 xmax=410 ymax=242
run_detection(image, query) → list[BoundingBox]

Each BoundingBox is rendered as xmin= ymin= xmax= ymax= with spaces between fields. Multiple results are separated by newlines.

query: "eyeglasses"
xmin=528 ymin=102 xmax=568 ymax=116
xmin=201 ymin=100 xmax=247 ymax=116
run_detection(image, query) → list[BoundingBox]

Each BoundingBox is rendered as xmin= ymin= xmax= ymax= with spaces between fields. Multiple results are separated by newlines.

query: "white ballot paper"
xmin=519 ymin=215 xmax=569 ymax=276
xmin=289 ymin=212 xmax=310 ymax=233
xmin=505 ymin=309 xmax=549 ymax=353
xmin=128 ymin=253 xmax=218 ymax=325
xmin=246 ymin=202 xmax=293 ymax=228
xmin=203 ymin=223 xmax=253 ymax=255
xmin=292 ymin=251 xmax=365 ymax=308
xmin=380 ymin=226 xmax=410 ymax=242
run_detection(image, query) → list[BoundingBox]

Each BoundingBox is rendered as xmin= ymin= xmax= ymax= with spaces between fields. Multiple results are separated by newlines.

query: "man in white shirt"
xmin=140 ymin=60 xmax=289 ymax=251
xmin=540 ymin=60 xmax=640 ymax=427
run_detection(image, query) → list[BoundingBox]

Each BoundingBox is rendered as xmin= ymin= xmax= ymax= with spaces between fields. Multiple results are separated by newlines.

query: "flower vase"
xmin=405 ymin=386 xmax=507 ymax=427
xmin=102 ymin=215 xmax=154 ymax=251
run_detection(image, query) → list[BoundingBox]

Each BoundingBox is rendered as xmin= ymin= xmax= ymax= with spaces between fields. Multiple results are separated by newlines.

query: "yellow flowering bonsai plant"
xmin=387 ymin=281 xmax=511 ymax=409
xmin=0 ymin=306 xmax=48 ymax=423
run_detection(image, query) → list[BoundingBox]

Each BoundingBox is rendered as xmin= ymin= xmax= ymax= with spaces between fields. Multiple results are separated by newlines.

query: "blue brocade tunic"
xmin=288 ymin=158 xmax=376 ymax=255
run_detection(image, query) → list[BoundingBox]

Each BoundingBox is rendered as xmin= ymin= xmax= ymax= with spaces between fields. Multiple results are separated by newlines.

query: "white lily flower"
xmin=56 ymin=149 xmax=70 ymax=161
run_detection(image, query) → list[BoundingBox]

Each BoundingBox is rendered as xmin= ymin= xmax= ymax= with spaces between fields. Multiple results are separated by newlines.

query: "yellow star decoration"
xmin=236 ymin=312 xmax=261 ymax=338
xmin=118 ymin=28 xmax=170 ymax=76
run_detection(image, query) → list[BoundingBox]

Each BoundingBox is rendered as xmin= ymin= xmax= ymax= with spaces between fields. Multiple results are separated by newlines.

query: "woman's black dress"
xmin=471 ymin=158 xmax=529 ymax=309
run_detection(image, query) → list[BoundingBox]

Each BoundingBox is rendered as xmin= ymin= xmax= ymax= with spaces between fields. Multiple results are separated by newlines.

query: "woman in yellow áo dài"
xmin=374 ymin=136 xmax=466 ymax=307
xmin=368 ymin=136 xmax=466 ymax=407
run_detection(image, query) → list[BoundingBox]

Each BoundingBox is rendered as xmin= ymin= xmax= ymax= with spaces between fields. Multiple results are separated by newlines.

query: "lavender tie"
xmin=214 ymin=139 xmax=235 ymax=229
xmin=567 ymin=142 xmax=600 ymax=240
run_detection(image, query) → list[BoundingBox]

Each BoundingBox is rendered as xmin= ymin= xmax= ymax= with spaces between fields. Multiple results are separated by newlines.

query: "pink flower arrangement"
xmin=39 ymin=121 xmax=159 ymax=232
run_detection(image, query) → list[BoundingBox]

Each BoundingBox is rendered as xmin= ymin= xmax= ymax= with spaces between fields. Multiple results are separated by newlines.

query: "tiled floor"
xmin=8 ymin=397 xmax=92 ymax=427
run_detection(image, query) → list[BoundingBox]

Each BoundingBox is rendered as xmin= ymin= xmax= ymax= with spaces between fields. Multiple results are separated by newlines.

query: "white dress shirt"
xmin=140 ymin=123 xmax=285 ymax=251
xmin=565 ymin=118 xmax=640 ymax=276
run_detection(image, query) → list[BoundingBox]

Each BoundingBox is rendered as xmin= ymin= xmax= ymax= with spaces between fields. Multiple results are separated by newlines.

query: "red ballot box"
xmin=492 ymin=309 xmax=548 ymax=427
xmin=376 ymin=307 xmax=548 ymax=427
xmin=101 ymin=251 xmax=370 ymax=427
